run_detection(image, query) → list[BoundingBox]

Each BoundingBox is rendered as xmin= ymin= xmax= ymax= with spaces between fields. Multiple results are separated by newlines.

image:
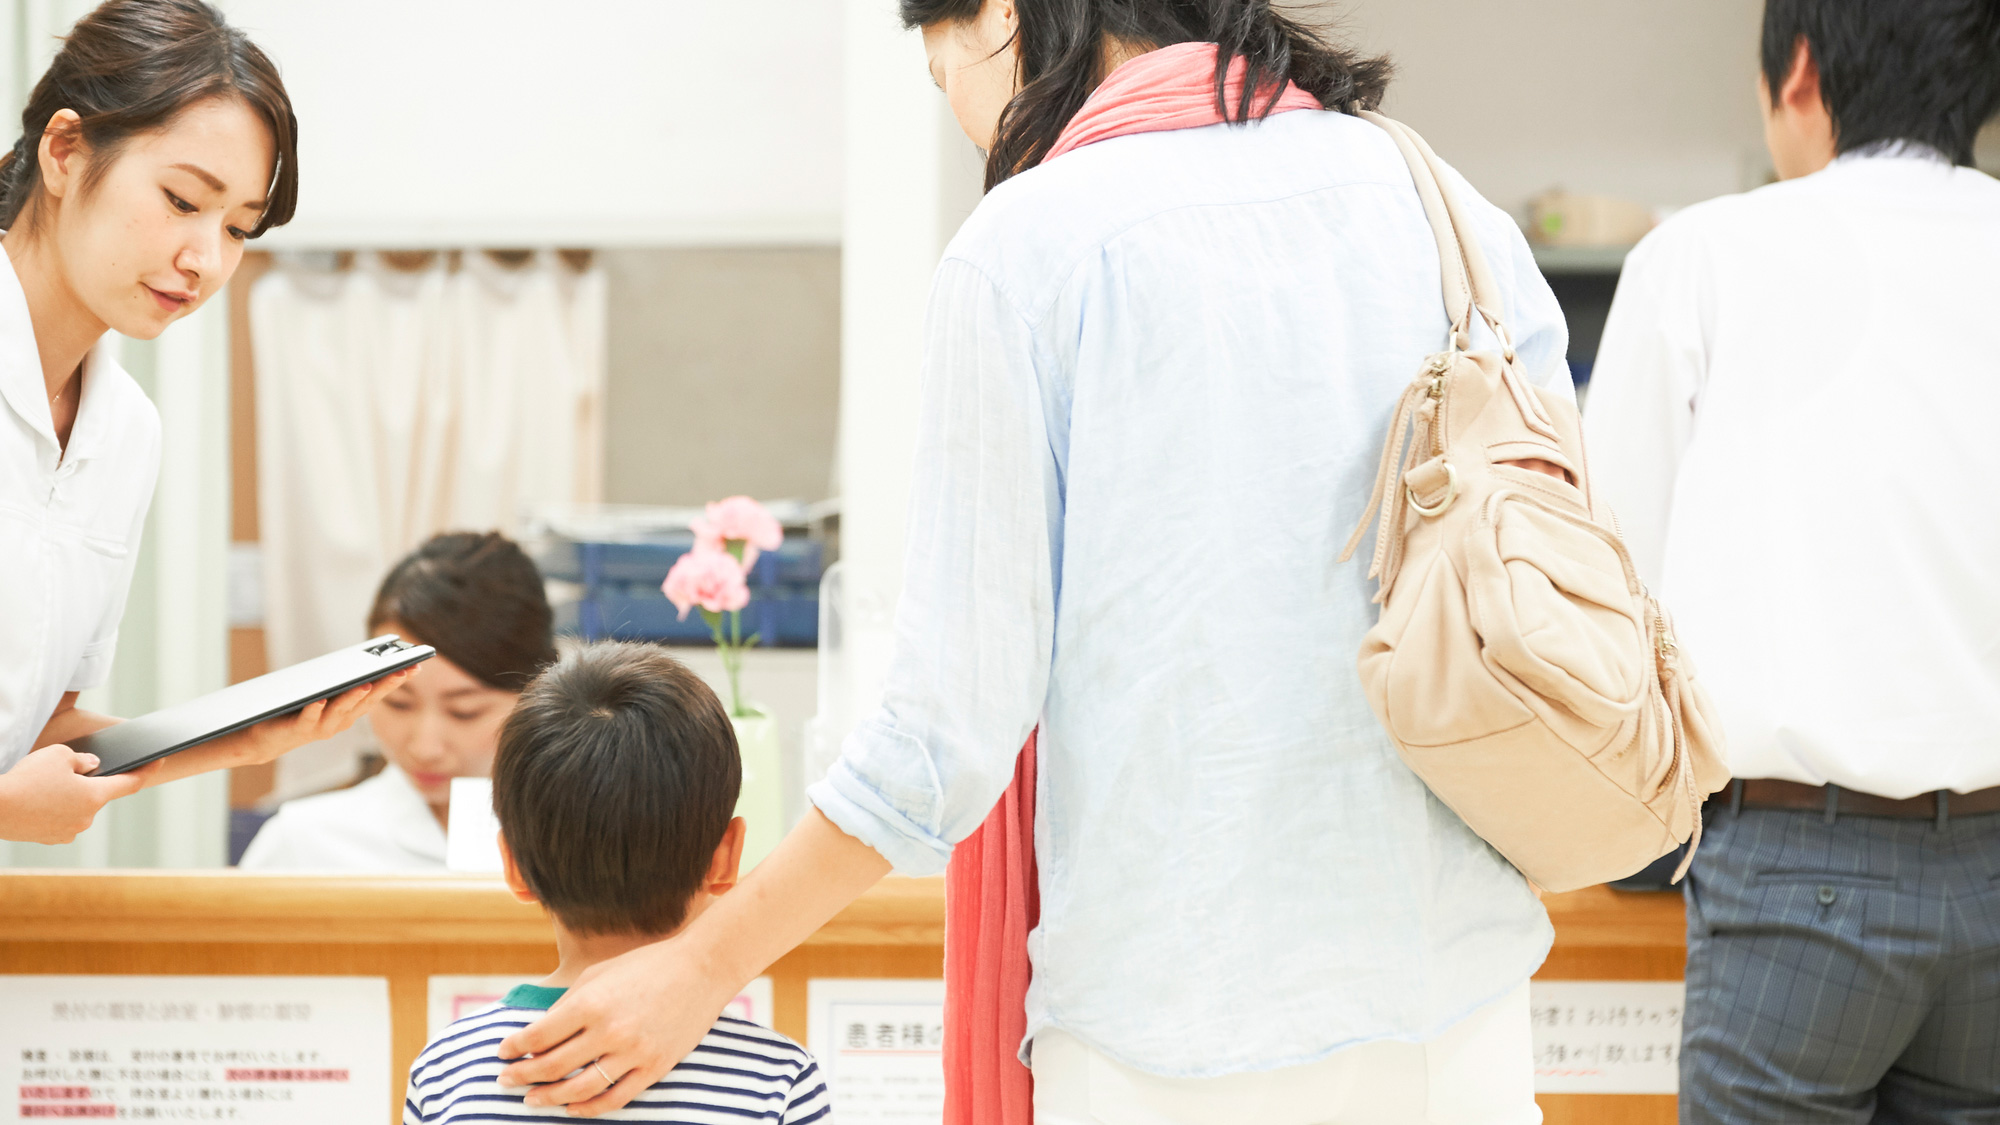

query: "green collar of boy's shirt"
xmin=502 ymin=984 xmax=567 ymax=1010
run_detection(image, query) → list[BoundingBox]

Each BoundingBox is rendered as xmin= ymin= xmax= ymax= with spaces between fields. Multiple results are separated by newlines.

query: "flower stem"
xmin=726 ymin=609 xmax=748 ymax=717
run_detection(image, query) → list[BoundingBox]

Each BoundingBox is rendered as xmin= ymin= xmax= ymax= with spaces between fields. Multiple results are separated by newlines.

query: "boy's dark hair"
xmin=1761 ymin=0 xmax=2000 ymax=166
xmin=494 ymin=642 xmax=741 ymax=937
xmin=368 ymin=532 xmax=557 ymax=693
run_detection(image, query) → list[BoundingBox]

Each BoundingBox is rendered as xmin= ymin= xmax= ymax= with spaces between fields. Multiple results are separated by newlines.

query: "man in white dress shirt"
xmin=1583 ymin=1 xmax=2000 ymax=1119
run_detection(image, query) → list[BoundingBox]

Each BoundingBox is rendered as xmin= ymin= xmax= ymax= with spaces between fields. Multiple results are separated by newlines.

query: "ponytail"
xmin=900 ymin=0 xmax=1392 ymax=191
xmin=0 ymin=136 xmax=33 ymax=228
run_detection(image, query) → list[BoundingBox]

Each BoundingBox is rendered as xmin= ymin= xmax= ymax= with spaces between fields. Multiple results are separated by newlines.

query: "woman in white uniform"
xmin=241 ymin=532 xmax=557 ymax=870
xmin=0 ymin=0 xmax=401 ymax=845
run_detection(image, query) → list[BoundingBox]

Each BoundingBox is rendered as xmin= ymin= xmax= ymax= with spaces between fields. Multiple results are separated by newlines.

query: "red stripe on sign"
xmin=21 ymin=1106 xmax=115 ymax=1118
xmin=225 ymin=1069 xmax=350 ymax=1082
xmin=19 ymin=1088 xmax=92 ymax=1100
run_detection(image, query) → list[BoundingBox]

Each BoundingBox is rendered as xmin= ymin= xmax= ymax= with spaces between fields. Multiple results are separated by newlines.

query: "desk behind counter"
xmin=0 ymin=872 xmax=1680 ymax=1124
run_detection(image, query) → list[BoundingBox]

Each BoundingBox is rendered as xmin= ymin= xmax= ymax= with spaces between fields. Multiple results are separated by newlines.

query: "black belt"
xmin=1712 ymin=778 xmax=2000 ymax=827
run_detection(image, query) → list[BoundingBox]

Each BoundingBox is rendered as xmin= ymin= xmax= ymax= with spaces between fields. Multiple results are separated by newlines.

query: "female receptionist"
xmin=0 ymin=0 xmax=401 ymax=846
xmin=240 ymin=532 xmax=557 ymax=871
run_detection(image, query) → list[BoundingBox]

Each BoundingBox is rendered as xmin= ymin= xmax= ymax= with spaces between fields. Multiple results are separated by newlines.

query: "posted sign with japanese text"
xmin=1529 ymin=979 xmax=1685 ymax=1094
xmin=0 ymin=976 xmax=390 ymax=1122
xmin=806 ymin=979 xmax=945 ymax=1124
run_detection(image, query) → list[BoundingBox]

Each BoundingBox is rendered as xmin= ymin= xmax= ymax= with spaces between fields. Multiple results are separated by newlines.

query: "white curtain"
xmin=252 ymin=251 xmax=605 ymax=798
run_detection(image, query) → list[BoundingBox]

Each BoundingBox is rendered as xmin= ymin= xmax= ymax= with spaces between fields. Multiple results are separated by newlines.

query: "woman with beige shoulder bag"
xmin=480 ymin=4 xmax=1632 ymax=1123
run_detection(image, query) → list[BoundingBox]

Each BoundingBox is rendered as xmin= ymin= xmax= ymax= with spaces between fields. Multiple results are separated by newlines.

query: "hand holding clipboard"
xmin=4 ymin=637 xmax=428 ymax=845
xmin=75 ymin=636 xmax=435 ymax=777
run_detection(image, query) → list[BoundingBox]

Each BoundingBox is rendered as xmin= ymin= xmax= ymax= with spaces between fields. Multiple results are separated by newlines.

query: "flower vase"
xmin=731 ymin=709 xmax=784 ymax=871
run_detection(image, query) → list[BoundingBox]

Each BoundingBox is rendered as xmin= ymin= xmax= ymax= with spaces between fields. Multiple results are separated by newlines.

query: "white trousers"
xmin=1031 ymin=983 xmax=1540 ymax=1125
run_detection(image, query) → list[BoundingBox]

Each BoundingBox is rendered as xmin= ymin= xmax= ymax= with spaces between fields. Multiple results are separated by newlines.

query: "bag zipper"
xmin=1425 ymin=352 xmax=1452 ymax=456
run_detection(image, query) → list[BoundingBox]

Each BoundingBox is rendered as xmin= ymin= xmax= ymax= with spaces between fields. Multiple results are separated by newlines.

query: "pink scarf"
xmin=1043 ymin=41 xmax=1325 ymax=163
xmin=941 ymin=42 xmax=1322 ymax=1125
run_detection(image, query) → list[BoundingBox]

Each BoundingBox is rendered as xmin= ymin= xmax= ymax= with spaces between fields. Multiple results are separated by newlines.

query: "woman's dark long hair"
xmin=902 ymin=0 xmax=1392 ymax=190
xmin=368 ymin=532 xmax=558 ymax=694
xmin=0 ymin=0 xmax=299 ymax=235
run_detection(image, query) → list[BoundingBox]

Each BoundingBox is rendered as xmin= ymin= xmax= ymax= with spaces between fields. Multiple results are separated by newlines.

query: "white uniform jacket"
xmin=239 ymin=763 xmax=448 ymax=871
xmin=0 ymin=249 xmax=160 ymax=770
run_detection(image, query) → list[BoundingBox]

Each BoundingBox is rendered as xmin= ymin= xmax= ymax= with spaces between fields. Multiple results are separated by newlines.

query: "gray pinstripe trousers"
xmin=1680 ymin=803 xmax=2000 ymax=1123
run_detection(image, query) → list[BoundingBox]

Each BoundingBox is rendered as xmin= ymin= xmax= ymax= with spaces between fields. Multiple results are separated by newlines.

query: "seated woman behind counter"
xmin=240 ymin=532 xmax=556 ymax=871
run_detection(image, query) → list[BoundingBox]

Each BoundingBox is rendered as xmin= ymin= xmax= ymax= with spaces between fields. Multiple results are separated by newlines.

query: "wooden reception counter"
xmin=0 ymin=872 xmax=1680 ymax=1123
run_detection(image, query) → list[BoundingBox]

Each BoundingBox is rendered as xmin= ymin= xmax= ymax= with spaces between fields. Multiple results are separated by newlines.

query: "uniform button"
xmin=1816 ymin=885 xmax=1837 ymax=906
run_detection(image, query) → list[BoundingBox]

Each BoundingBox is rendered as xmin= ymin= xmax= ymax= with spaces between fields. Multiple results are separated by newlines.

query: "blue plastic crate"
xmin=578 ymin=592 xmax=714 ymax=644
xmin=768 ymin=540 xmax=824 ymax=586
xmin=761 ymin=590 xmax=820 ymax=646
xmin=574 ymin=587 xmax=819 ymax=647
xmin=573 ymin=536 xmax=823 ymax=590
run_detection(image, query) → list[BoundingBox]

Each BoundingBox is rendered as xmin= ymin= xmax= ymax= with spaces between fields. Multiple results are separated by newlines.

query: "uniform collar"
xmin=376 ymin=763 xmax=451 ymax=861
xmin=0 ymin=247 xmax=54 ymax=449
xmin=0 ymin=245 xmax=122 ymax=464
xmin=61 ymin=342 xmax=124 ymax=465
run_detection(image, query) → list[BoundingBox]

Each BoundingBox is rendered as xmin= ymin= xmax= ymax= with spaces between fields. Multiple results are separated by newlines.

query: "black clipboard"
xmin=76 ymin=636 xmax=435 ymax=777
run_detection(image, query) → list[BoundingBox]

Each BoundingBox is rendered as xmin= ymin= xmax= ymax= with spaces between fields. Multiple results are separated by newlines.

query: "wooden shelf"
xmin=0 ymin=869 xmax=943 ymax=947
xmin=0 ymin=872 xmax=1677 ymax=1123
xmin=1543 ymin=884 xmax=1684 ymax=949
xmin=0 ymin=871 xmax=1664 ymax=959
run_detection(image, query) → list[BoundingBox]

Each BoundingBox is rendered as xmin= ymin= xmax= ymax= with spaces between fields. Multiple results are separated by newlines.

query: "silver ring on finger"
xmin=592 ymin=1060 xmax=615 ymax=1088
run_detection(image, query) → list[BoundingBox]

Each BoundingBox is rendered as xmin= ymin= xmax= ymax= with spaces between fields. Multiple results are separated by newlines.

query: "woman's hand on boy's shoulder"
xmin=497 ymin=935 xmax=739 ymax=1116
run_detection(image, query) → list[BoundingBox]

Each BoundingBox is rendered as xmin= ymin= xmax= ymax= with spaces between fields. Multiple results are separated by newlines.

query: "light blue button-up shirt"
xmin=809 ymin=108 xmax=1564 ymax=1078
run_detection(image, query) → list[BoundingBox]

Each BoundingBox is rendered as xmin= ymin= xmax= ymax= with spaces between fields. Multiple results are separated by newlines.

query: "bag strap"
xmin=1358 ymin=111 xmax=1511 ymax=355
xmin=1338 ymin=114 xmax=1558 ymax=597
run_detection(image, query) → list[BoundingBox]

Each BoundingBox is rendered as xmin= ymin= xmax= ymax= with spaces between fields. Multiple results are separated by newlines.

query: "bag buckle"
xmin=1407 ymin=461 xmax=1459 ymax=517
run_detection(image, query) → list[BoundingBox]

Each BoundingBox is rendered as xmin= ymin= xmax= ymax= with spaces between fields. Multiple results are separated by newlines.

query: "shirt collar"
xmin=0 ymin=244 xmax=123 ymax=464
xmin=1831 ymin=139 xmax=1953 ymax=168
xmin=59 ymin=344 xmax=124 ymax=465
xmin=502 ymin=984 xmax=567 ymax=1011
xmin=0 ymin=246 xmax=54 ymax=449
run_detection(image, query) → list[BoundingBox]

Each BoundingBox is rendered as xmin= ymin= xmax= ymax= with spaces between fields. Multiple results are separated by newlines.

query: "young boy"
xmin=403 ymin=642 xmax=828 ymax=1123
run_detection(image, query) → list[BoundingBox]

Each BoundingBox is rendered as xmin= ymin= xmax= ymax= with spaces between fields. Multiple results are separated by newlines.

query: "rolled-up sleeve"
xmin=808 ymin=259 xmax=1060 ymax=876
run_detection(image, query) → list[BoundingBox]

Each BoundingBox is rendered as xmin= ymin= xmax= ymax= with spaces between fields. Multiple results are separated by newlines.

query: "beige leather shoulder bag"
xmin=1341 ymin=113 xmax=1730 ymax=893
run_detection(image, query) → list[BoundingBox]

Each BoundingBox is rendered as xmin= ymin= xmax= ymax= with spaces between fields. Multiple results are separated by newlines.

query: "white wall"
xmin=832 ymin=0 xmax=986 ymax=743
xmin=1342 ymin=0 xmax=1771 ymax=217
xmin=215 ymin=0 xmax=843 ymax=247
xmin=600 ymin=246 xmax=842 ymax=506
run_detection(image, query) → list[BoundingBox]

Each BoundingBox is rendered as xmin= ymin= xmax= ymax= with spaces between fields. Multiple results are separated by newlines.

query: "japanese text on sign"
xmin=808 ymin=979 xmax=946 ymax=1125
xmin=1 ymin=976 xmax=390 ymax=1123
xmin=1529 ymin=980 xmax=1685 ymax=1095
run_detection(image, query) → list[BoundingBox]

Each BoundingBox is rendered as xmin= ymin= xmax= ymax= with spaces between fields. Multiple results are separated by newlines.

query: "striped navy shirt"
xmin=405 ymin=985 xmax=830 ymax=1123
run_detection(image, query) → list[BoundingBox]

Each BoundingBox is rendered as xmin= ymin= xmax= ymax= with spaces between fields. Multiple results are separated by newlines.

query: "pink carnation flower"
xmin=662 ymin=545 xmax=751 ymax=619
xmin=692 ymin=495 xmax=783 ymax=567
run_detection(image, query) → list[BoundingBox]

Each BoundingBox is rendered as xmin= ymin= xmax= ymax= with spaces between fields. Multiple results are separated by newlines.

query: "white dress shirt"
xmin=809 ymin=109 xmax=1568 ymax=1077
xmin=1584 ymin=149 xmax=2000 ymax=798
xmin=238 ymin=764 xmax=447 ymax=871
xmin=0 ymin=249 xmax=160 ymax=772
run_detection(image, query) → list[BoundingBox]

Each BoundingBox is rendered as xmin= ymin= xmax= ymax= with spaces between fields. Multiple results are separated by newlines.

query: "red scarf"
xmin=941 ymin=41 xmax=1322 ymax=1125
